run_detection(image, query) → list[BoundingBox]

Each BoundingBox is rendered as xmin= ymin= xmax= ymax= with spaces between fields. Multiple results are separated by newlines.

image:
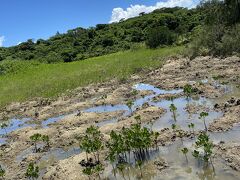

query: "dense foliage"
xmin=188 ymin=0 xmax=240 ymax=57
xmin=0 ymin=7 xmax=202 ymax=64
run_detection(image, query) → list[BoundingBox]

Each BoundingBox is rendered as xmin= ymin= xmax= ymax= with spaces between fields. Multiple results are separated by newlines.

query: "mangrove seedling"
xmin=30 ymin=133 xmax=42 ymax=153
xmin=192 ymin=150 xmax=200 ymax=167
xmin=194 ymin=132 xmax=214 ymax=170
xmin=25 ymin=162 xmax=39 ymax=180
xmin=136 ymin=160 xmax=143 ymax=178
xmin=107 ymin=152 xmax=117 ymax=177
xmin=0 ymin=123 xmax=8 ymax=136
xmin=101 ymin=94 xmax=107 ymax=105
xmin=126 ymin=100 xmax=134 ymax=114
xmin=131 ymin=89 xmax=138 ymax=96
xmin=82 ymin=167 xmax=94 ymax=180
xmin=177 ymin=130 xmax=184 ymax=144
xmin=0 ymin=165 xmax=5 ymax=178
xmin=188 ymin=123 xmax=195 ymax=135
xmin=192 ymin=150 xmax=200 ymax=159
xmin=183 ymin=84 xmax=194 ymax=100
xmin=42 ymin=135 xmax=50 ymax=147
xmin=95 ymin=163 xmax=104 ymax=180
xmin=181 ymin=147 xmax=189 ymax=163
xmin=199 ymin=112 xmax=209 ymax=131
xmin=79 ymin=125 xmax=103 ymax=162
xmin=117 ymin=162 xmax=127 ymax=180
xmin=171 ymin=124 xmax=177 ymax=131
xmin=169 ymin=103 xmax=177 ymax=121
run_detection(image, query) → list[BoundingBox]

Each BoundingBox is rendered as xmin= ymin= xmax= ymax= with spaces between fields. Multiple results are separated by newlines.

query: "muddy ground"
xmin=0 ymin=56 xmax=240 ymax=179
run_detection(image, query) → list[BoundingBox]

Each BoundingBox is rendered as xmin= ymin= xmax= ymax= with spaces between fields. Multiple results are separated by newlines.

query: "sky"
xmin=0 ymin=0 xmax=200 ymax=47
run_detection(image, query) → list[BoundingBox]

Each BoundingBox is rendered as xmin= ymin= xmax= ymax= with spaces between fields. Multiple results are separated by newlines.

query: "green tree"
xmin=146 ymin=26 xmax=176 ymax=48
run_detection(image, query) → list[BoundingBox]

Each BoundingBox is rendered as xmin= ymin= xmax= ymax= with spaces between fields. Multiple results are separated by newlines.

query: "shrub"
xmin=188 ymin=23 xmax=240 ymax=57
xmin=146 ymin=26 xmax=176 ymax=48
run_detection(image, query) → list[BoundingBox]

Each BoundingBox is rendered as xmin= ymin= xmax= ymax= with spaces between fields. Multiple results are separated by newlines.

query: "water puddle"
xmin=0 ymin=118 xmax=32 ymax=136
xmin=150 ymin=97 xmax=222 ymax=131
xmin=41 ymin=115 xmax=66 ymax=128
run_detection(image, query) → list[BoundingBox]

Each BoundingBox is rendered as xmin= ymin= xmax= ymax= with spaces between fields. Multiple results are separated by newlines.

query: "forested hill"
xmin=0 ymin=7 xmax=203 ymax=63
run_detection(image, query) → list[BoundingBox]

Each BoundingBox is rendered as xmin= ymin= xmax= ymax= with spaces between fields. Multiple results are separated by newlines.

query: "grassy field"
xmin=0 ymin=46 xmax=184 ymax=107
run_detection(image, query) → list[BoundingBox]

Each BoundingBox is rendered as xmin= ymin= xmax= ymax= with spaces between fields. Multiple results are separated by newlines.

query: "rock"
xmin=236 ymin=99 xmax=240 ymax=106
xmin=154 ymin=159 xmax=168 ymax=171
xmin=228 ymin=97 xmax=236 ymax=104
xmin=214 ymin=103 xmax=220 ymax=109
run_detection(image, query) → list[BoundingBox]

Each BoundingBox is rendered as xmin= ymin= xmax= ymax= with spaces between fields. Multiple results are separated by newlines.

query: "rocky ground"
xmin=0 ymin=56 xmax=239 ymax=179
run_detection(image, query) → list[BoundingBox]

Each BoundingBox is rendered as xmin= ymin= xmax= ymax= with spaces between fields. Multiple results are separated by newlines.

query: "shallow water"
xmin=41 ymin=115 xmax=65 ymax=128
xmin=104 ymin=140 xmax=240 ymax=180
xmin=150 ymin=97 xmax=222 ymax=131
xmin=209 ymin=123 xmax=240 ymax=143
xmin=16 ymin=145 xmax=81 ymax=164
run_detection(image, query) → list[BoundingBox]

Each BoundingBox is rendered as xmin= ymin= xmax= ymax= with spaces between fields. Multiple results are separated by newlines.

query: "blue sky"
xmin=0 ymin=0 xmax=199 ymax=47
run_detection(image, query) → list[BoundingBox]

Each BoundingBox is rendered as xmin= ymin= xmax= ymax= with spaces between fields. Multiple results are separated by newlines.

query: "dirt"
xmin=0 ymin=56 xmax=239 ymax=179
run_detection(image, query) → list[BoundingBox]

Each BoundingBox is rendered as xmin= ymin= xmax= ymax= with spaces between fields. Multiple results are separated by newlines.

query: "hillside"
xmin=0 ymin=7 xmax=202 ymax=64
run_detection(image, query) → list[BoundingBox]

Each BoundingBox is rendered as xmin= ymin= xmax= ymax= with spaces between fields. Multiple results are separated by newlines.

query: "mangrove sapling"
xmin=188 ymin=123 xmax=195 ymax=137
xmin=0 ymin=165 xmax=5 ymax=178
xmin=131 ymin=89 xmax=138 ymax=96
xmin=117 ymin=163 xmax=127 ymax=180
xmin=171 ymin=123 xmax=177 ymax=142
xmin=42 ymin=135 xmax=50 ymax=148
xmin=107 ymin=130 xmax=126 ymax=163
xmin=171 ymin=123 xmax=177 ymax=131
xmin=136 ymin=160 xmax=143 ymax=178
xmin=181 ymin=147 xmax=189 ymax=163
xmin=169 ymin=103 xmax=177 ymax=121
xmin=25 ymin=162 xmax=39 ymax=180
xmin=95 ymin=163 xmax=104 ymax=180
xmin=30 ymin=133 xmax=42 ymax=153
xmin=107 ymin=152 xmax=117 ymax=178
xmin=80 ymin=125 xmax=103 ymax=163
xmin=101 ymin=94 xmax=107 ymax=104
xmin=126 ymin=100 xmax=134 ymax=115
xmin=153 ymin=132 xmax=160 ymax=150
xmin=0 ymin=123 xmax=8 ymax=136
xmin=194 ymin=133 xmax=215 ymax=171
xmin=199 ymin=112 xmax=209 ymax=131
xmin=192 ymin=150 xmax=200 ymax=167
xmin=177 ymin=130 xmax=184 ymax=144
xmin=183 ymin=84 xmax=194 ymax=100
xmin=82 ymin=167 xmax=94 ymax=180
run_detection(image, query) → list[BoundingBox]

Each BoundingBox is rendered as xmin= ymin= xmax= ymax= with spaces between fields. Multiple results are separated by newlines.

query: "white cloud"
xmin=0 ymin=36 xmax=5 ymax=47
xmin=110 ymin=0 xmax=199 ymax=23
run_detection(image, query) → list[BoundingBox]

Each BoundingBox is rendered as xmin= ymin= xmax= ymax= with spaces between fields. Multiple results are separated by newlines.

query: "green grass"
xmin=0 ymin=46 xmax=184 ymax=107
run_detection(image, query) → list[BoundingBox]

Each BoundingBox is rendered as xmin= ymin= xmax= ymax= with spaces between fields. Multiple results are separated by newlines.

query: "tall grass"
xmin=0 ymin=46 xmax=183 ymax=107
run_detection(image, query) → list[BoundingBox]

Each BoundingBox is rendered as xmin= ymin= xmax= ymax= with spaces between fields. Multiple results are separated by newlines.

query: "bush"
xmin=146 ymin=26 xmax=176 ymax=48
xmin=188 ymin=24 xmax=240 ymax=57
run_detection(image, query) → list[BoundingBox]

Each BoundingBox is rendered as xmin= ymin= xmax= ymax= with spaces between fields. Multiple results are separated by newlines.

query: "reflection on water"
xmin=103 ymin=140 xmax=240 ymax=180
